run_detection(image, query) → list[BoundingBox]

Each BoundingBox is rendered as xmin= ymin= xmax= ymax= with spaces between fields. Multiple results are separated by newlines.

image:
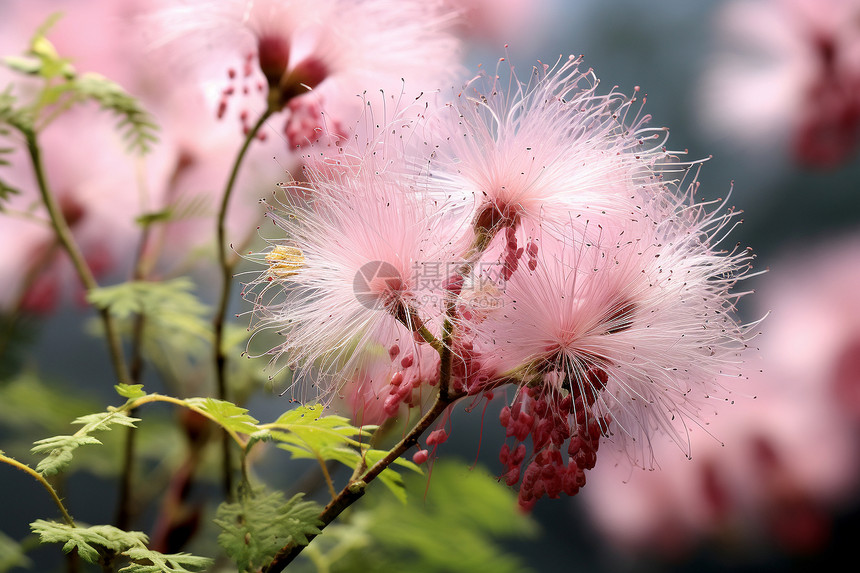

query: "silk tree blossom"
xmin=580 ymin=235 xmax=860 ymax=557
xmin=243 ymin=148 xmax=467 ymax=399
xmin=700 ymin=0 xmax=860 ymax=167
xmin=429 ymin=55 xmax=673 ymax=250
xmin=335 ymin=325 xmax=442 ymax=426
xmin=461 ymin=186 xmax=756 ymax=508
xmin=148 ymin=0 xmax=462 ymax=149
xmin=245 ymin=55 xmax=760 ymax=511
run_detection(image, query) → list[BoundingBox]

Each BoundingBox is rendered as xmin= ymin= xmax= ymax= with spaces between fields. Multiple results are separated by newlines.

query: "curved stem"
xmin=24 ymin=130 xmax=130 ymax=384
xmin=262 ymin=389 xmax=462 ymax=572
xmin=212 ymin=110 xmax=274 ymax=500
xmin=0 ymin=454 xmax=75 ymax=526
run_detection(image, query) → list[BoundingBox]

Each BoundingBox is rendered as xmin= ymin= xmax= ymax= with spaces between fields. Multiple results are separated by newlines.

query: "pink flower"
xmin=429 ymin=56 xmax=672 ymax=246
xmin=244 ymin=140 xmax=465 ymax=398
xmin=442 ymin=0 xmax=551 ymax=47
xmin=148 ymin=0 xmax=462 ymax=150
xmin=700 ymin=0 xmax=860 ymax=167
xmin=471 ymin=188 xmax=755 ymax=508
xmin=0 ymin=104 xmax=169 ymax=311
xmin=579 ymin=233 xmax=860 ymax=557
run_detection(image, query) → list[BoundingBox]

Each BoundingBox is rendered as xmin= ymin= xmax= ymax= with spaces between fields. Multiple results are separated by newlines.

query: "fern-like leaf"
xmin=268 ymin=405 xmax=418 ymax=500
xmin=70 ymin=72 xmax=158 ymax=154
xmin=30 ymin=520 xmax=147 ymax=564
xmin=119 ymin=547 xmax=212 ymax=573
xmin=214 ymin=488 xmax=322 ymax=572
xmin=31 ymin=410 xmax=140 ymax=475
xmin=185 ymin=398 xmax=260 ymax=436
xmin=31 ymin=435 xmax=103 ymax=475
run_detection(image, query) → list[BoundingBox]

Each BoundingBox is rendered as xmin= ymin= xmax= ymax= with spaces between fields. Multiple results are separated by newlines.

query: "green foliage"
xmin=88 ymin=278 xmax=210 ymax=331
xmin=0 ymin=85 xmax=33 ymax=133
xmin=69 ymin=72 xmax=159 ymax=154
xmin=185 ymin=398 xmax=260 ymax=436
xmin=214 ymin=488 xmax=323 ymax=572
xmin=268 ymin=405 xmax=420 ymax=501
xmin=31 ymin=521 xmax=211 ymax=572
xmin=0 ymin=88 xmax=25 ymax=203
xmin=270 ymin=405 xmax=371 ymax=449
xmin=30 ymin=520 xmax=147 ymax=564
xmin=116 ymin=383 xmax=147 ymax=400
xmin=0 ymin=531 xmax=31 ymax=573
xmin=88 ymin=279 xmax=212 ymax=381
xmin=119 ymin=547 xmax=213 ymax=573
xmin=31 ymin=434 xmax=102 ymax=475
xmin=309 ymin=462 xmax=537 ymax=573
xmin=3 ymin=14 xmax=158 ymax=153
xmin=30 ymin=409 xmax=140 ymax=476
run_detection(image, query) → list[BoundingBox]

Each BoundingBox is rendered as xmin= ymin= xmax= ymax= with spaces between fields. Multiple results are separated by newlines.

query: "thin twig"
xmin=212 ymin=109 xmax=274 ymax=500
xmin=262 ymin=390 xmax=462 ymax=573
xmin=0 ymin=453 xmax=75 ymax=526
xmin=23 ymin=130 xmax=130 ymax=384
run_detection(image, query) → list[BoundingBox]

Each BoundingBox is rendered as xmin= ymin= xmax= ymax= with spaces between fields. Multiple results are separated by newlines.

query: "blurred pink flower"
xmin=442 ymin=0 xmax=550 ymax=46
xmin=579 ymin=232 xmax=860 ymax=558
xmin=0 ymin=104 xmax=171 ymax=312
xmin=148 ymin=0 xmax=463 ymax=150
xmin=700 ymin=0 xmax=860 ymax=167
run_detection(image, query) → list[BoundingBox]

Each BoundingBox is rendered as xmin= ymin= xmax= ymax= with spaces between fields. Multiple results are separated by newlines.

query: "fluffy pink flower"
xmin=148 ymin=0 xmax=462 ymax=150
xmin=430 ymin=56 xmax=673 ymax=245
xmin=468 ymin=185 xmax=755 ymax=508
xmin=700 ymin=0 xmax=860 ymax=167
xmin=579 ymin=233 xmax=860 ymax=557
xmin=244 ymin=141 xmax=465 ymax=398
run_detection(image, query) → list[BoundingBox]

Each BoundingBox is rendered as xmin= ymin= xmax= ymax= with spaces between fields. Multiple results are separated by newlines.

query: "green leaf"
xmin=31 ymin=409 xmax=140 ymax=475
xmin=0 ymin=85 xmax=33 ymax=133
xmin=185 ymin=398 xmax=259 ymax=436
xmin=268 ymin=405 xmax=417 ymax=501
xmin=320 ymin=462 xmax=538 ymax=573
xmin=30 ymin=520 xmax=211 ymax=572
xmin=115 ymin=383 xmax=147 ymax=400
xmin=72 ymin=411 xmax=140 ymax=432
xmin=88 ymin=278 xmax=211 ymax=339
xmin=214 ymin=488 xmax=322 ymax=572
xmin=31 ymin=435 xmax=102 ymax=475
xmin=71 ymin=72 xmax=158 ymax=154
xmin=269 ymin=405 xmax=370 ymax=450
xmin=135 ymin=208 xmax=174 ymax=227
xmin=119 ymin=547 xmax=212 ymax=573
xmin=30 ymin=520 xmax=147 ymax=564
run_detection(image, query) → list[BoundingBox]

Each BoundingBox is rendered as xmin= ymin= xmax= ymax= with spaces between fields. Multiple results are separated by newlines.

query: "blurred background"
xmin=2 ymin=0 xmax=860 ymax=571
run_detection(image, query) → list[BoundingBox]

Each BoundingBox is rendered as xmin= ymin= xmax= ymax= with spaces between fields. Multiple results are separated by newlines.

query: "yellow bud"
xmin=266 ymin=245 xmax=304 ymax=278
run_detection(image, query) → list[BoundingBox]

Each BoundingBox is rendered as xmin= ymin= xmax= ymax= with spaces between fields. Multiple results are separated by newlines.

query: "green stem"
xmin=262 ymin=389 xmax=462 ymax=573
xmin=23 ymin=130 xmax=131 ymax=384
xmin=115 ymin=220 xmax=153 ymax=531
xmin=0 ymin=454 xmax=75 ymax=526
xmin=212 ymin=109 xmax=274 ymax=500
